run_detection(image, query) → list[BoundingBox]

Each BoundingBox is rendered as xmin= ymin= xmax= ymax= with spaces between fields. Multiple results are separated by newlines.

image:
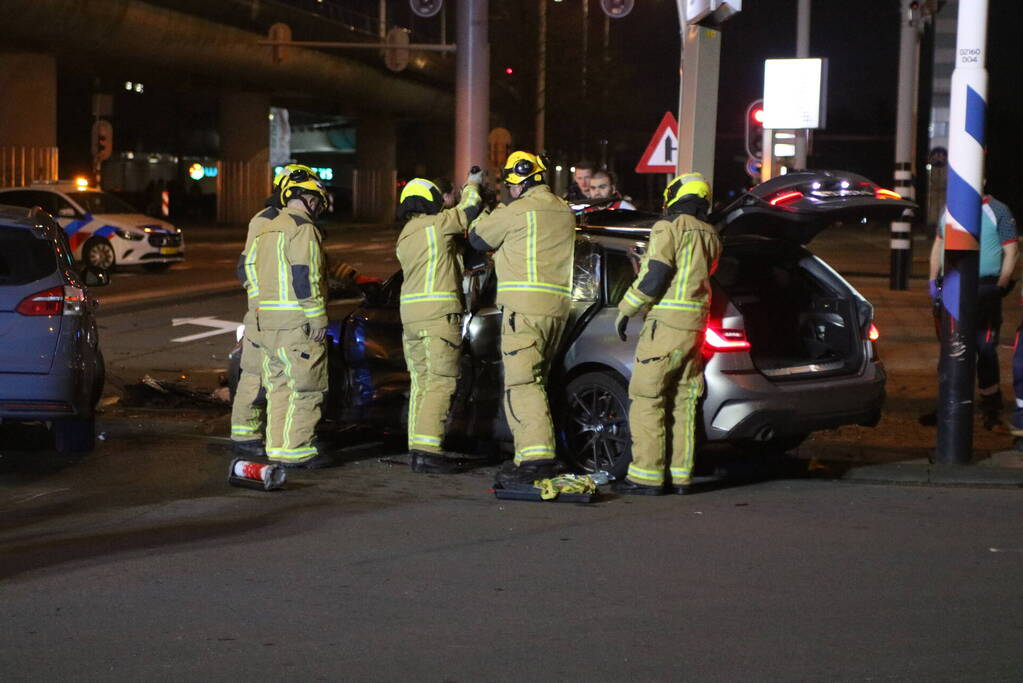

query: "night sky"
xmin=507 ymin=0 xmax=1023 ymax=213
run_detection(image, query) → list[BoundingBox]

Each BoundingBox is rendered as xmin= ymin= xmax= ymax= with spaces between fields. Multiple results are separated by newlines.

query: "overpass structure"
xmin=0 ymin=0 xmax=456 ymax=223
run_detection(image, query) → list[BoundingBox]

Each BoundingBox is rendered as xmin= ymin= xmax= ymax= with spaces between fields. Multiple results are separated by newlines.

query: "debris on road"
xmin=121 ymin=374 xmax=230 ymax=409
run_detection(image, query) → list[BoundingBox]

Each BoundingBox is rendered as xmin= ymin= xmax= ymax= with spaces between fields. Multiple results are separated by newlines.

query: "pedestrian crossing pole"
xmin=936 ymin=0 xmax=988 ymax=465
xmin=890 ymin=0 xmax=922 ymax=291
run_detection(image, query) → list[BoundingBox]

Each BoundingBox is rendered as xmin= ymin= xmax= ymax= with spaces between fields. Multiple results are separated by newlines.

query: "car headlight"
xmin=114 ymin=228 xmax=144 ymax=241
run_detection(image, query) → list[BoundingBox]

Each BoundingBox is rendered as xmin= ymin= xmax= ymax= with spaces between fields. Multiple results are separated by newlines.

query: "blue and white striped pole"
xmin=936 ymin=0 xmax=989 ymax=464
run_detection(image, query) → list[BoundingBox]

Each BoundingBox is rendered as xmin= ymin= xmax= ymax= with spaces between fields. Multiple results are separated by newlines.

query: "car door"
xmin=459 ymin=235 xmax=605 ymax=441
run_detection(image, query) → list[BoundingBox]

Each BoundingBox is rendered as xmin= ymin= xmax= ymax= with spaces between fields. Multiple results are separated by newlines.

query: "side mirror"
xmin=58 ymin=207 xmax=77 ymax=218
xmin=81 ymin=265 xmax=110 ymax=287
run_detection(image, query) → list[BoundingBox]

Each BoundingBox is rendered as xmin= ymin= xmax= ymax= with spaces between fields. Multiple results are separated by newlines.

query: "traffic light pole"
xmin=675 ymin=24 xmax=721 ymax=180
xmin=889 ymin=0 xmax=922 ymax=291
xmin=936 ymin=0 xmax=988 ymax=465
xmin=454 ymin=0 xmax=488 ymax=181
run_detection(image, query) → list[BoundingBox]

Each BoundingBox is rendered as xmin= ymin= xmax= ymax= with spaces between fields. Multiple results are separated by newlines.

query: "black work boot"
xmin=612 ymin=479 xmax=665 ymax=496
xmin=231 ymin=440 xmax=266 ymax=459
xmin=979 ymin=392 xmax=1003 ymax=430
xmin=494 ymin=459 xmax=559 ymax=489
xmin=276 ymin=446 xmax=334 ymax=470
xmin=409 ymin=450 xmax=473 ymax=474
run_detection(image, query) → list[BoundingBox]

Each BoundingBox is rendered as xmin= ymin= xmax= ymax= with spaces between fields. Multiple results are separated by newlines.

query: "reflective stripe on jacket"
xmin=618 ymin=213 xmax=721 ymax=331
xmin=396 ymin=182 xmax=482 ymax=324
xmin=244 ymin=207 xmax=327 ymax=330
xmin=468 ymin=184 xmax=575 ymax=317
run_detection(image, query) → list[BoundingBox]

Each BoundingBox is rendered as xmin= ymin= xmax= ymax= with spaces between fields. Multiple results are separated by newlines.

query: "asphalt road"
xmin=1 ymin=431 xmax=1021 ymax=680
xmin=93 ymin=224 xmax=400 ymax=391
xmin=1 ymin=224 xmax=1022 ymax=680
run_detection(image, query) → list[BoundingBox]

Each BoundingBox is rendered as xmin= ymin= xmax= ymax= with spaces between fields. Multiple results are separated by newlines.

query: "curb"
xmin=98 ymin=283 xmax=242 ymax=315
xmin=839 ymin=462 xmax=1023 ymax=488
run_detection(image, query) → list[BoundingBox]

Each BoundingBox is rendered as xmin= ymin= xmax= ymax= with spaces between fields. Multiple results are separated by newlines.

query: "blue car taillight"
xmin=16 ymin=285 xmax=86 ymax=316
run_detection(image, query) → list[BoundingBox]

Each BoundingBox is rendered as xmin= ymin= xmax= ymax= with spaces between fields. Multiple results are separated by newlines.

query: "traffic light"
xmin=91 ymin=120 xmax=113 ymax=162
xmin=745 ymin=99 xmax=764 ymax=160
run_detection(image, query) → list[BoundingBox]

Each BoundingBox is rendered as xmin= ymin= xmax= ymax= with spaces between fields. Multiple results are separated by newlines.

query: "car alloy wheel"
xmin=84 ymin=239 xmax=116 ymax=269
xmin=558 ymin=371 xmax=631 ymax=478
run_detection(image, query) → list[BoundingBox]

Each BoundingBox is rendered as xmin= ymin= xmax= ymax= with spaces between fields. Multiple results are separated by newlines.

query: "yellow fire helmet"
xmin=397 ymin=178 xmax=443 ymax=221
xmin=663 ymin=171 xmax=711 ymax=212
xmin=274 ymin=163 xmax=316 ymax=190
xmin=502 ymin=151 xmax=547 ymax=187
xmin=279 ymin=166 xmax=329 ymax=214
xmin=270 ymin=164 xmax=317 ymax=208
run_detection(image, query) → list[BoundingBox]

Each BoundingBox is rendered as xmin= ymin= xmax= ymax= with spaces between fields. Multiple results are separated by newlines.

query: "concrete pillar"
xmin=355 ymin=116 xmax=396 ymax=223
xmin=0 ymin=51 xmax=58 ymax=186
xmin=217 ymin=92 xmax=270 ymax=225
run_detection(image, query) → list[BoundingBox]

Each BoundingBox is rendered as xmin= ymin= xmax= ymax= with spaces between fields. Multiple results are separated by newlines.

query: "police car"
xmin=0 ymin=179 xmax=185 ymax=271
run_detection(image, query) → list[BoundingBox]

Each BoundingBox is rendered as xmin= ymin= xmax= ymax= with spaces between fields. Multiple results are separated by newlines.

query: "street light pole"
xmin=581 ymin=0 xmax=590 ymax=155
xmin=794 ymin=0 xmax=810 ymax=170
xmin=535 ymin=0 xmax=546 ymax=153
xmin=455 ymin=0 xmax=489 ymax=181
xmin=936 ymin=0 xmax=989 ymax=465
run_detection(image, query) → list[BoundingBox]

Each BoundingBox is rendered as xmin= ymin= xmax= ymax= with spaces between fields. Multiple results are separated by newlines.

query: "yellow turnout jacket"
xmin=468 ymin=184 xmax=576 ymax=318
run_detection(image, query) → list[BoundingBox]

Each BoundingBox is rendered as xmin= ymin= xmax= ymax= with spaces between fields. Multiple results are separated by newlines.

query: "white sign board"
xmin=763 ymin=58 xmax=827 ymax=130
xmin=681 ymin=0 xmax=742 ymax=24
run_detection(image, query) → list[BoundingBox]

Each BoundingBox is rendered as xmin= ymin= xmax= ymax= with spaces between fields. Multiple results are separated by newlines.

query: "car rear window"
xmin=0 ymin=227 xmax=57 ymax=285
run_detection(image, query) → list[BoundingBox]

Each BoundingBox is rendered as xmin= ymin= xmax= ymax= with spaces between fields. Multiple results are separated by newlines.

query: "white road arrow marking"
xmin=171 ymin=316 xmax=242 ymax=343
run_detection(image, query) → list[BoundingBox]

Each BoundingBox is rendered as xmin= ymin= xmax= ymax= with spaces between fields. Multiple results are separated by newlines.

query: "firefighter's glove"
xmin=467 ymin=165 xmax=485 ymax=185
xmin=536 ymin=474 xmax=598 ymax=501
xmin=928 ymin=278 xmax=940 ymax=302
xmin=309 ymin=325 xmax=327 ymax=343
xmin=615 ymin=312 xmax=629 ymax=342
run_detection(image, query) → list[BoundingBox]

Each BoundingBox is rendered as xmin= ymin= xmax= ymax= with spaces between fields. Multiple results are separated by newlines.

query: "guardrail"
xmin=0 ymin=146 xmax=59 ymax=187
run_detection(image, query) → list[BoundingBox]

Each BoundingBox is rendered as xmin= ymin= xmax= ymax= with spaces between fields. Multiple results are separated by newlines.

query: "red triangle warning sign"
xmin=635 ymin=112 xmax=679 ymax=174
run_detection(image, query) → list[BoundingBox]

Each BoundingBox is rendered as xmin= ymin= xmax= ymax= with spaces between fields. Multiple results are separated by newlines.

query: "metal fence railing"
xmin=352 ymin=169 xmax=397 ymax=223
xmin=217 ymin=159 xmax=271 ymax=225
xmin=0 ymin=146 xmax=59 ymax=187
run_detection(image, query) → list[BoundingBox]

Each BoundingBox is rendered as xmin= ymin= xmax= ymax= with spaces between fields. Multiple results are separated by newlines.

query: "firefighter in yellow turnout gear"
xmin=396 ymin=170 xmax=484 ymax=473
xmin=230 ymin=201 xmax=280 ymax=455
xmin=241 ymin=167 xmax=332 ymax=468
xmin=230 ymin=165 xmax=308 ymax=455
xmin=613 ymin=172 xmax=721 ymax=495
xmin=469 ymin=151 xmax=576 ymax=486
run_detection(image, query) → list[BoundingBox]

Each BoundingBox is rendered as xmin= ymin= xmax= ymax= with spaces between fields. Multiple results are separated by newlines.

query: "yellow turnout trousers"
xmin=626 ymin=321 xmax=704 ymax=487
xmin=230 ymin=321 xmax=264 ymax=443
xmin=402 ymin=314 xmax=463 ymax=454
xmin=255 ymin=326 xmax=327 ymax=464
xmin=501 ymin=310 xmax=566 ymax=465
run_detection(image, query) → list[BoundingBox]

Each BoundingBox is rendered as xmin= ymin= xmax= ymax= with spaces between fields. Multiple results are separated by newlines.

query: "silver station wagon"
xmin=235 ymin=170 xmax=915 ymax=479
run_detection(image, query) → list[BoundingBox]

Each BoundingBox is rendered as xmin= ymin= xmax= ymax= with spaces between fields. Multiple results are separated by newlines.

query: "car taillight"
xmin=15 ymin=285 xmax=85 ymax=316
xmin=705 ymin=327 xmax=751 ymax=352
xmin=16 ymin=286 xmax=63 ymax=316
xmin=868 ymin=323 xmax=880 ymax=341
xmin=769 ymin=190 xmax=804 ymax=206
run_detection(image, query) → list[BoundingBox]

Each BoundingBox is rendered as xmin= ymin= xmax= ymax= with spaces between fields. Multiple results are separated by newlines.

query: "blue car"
xmin=0 ymin=205 xmax=109 ymax=453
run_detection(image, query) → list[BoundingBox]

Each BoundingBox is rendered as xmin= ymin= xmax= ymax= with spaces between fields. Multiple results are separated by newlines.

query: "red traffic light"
xmin=504 ymin=67 xmax=514 ymax=75
xmin=752 ymin=108 xmax=765 ymax=124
